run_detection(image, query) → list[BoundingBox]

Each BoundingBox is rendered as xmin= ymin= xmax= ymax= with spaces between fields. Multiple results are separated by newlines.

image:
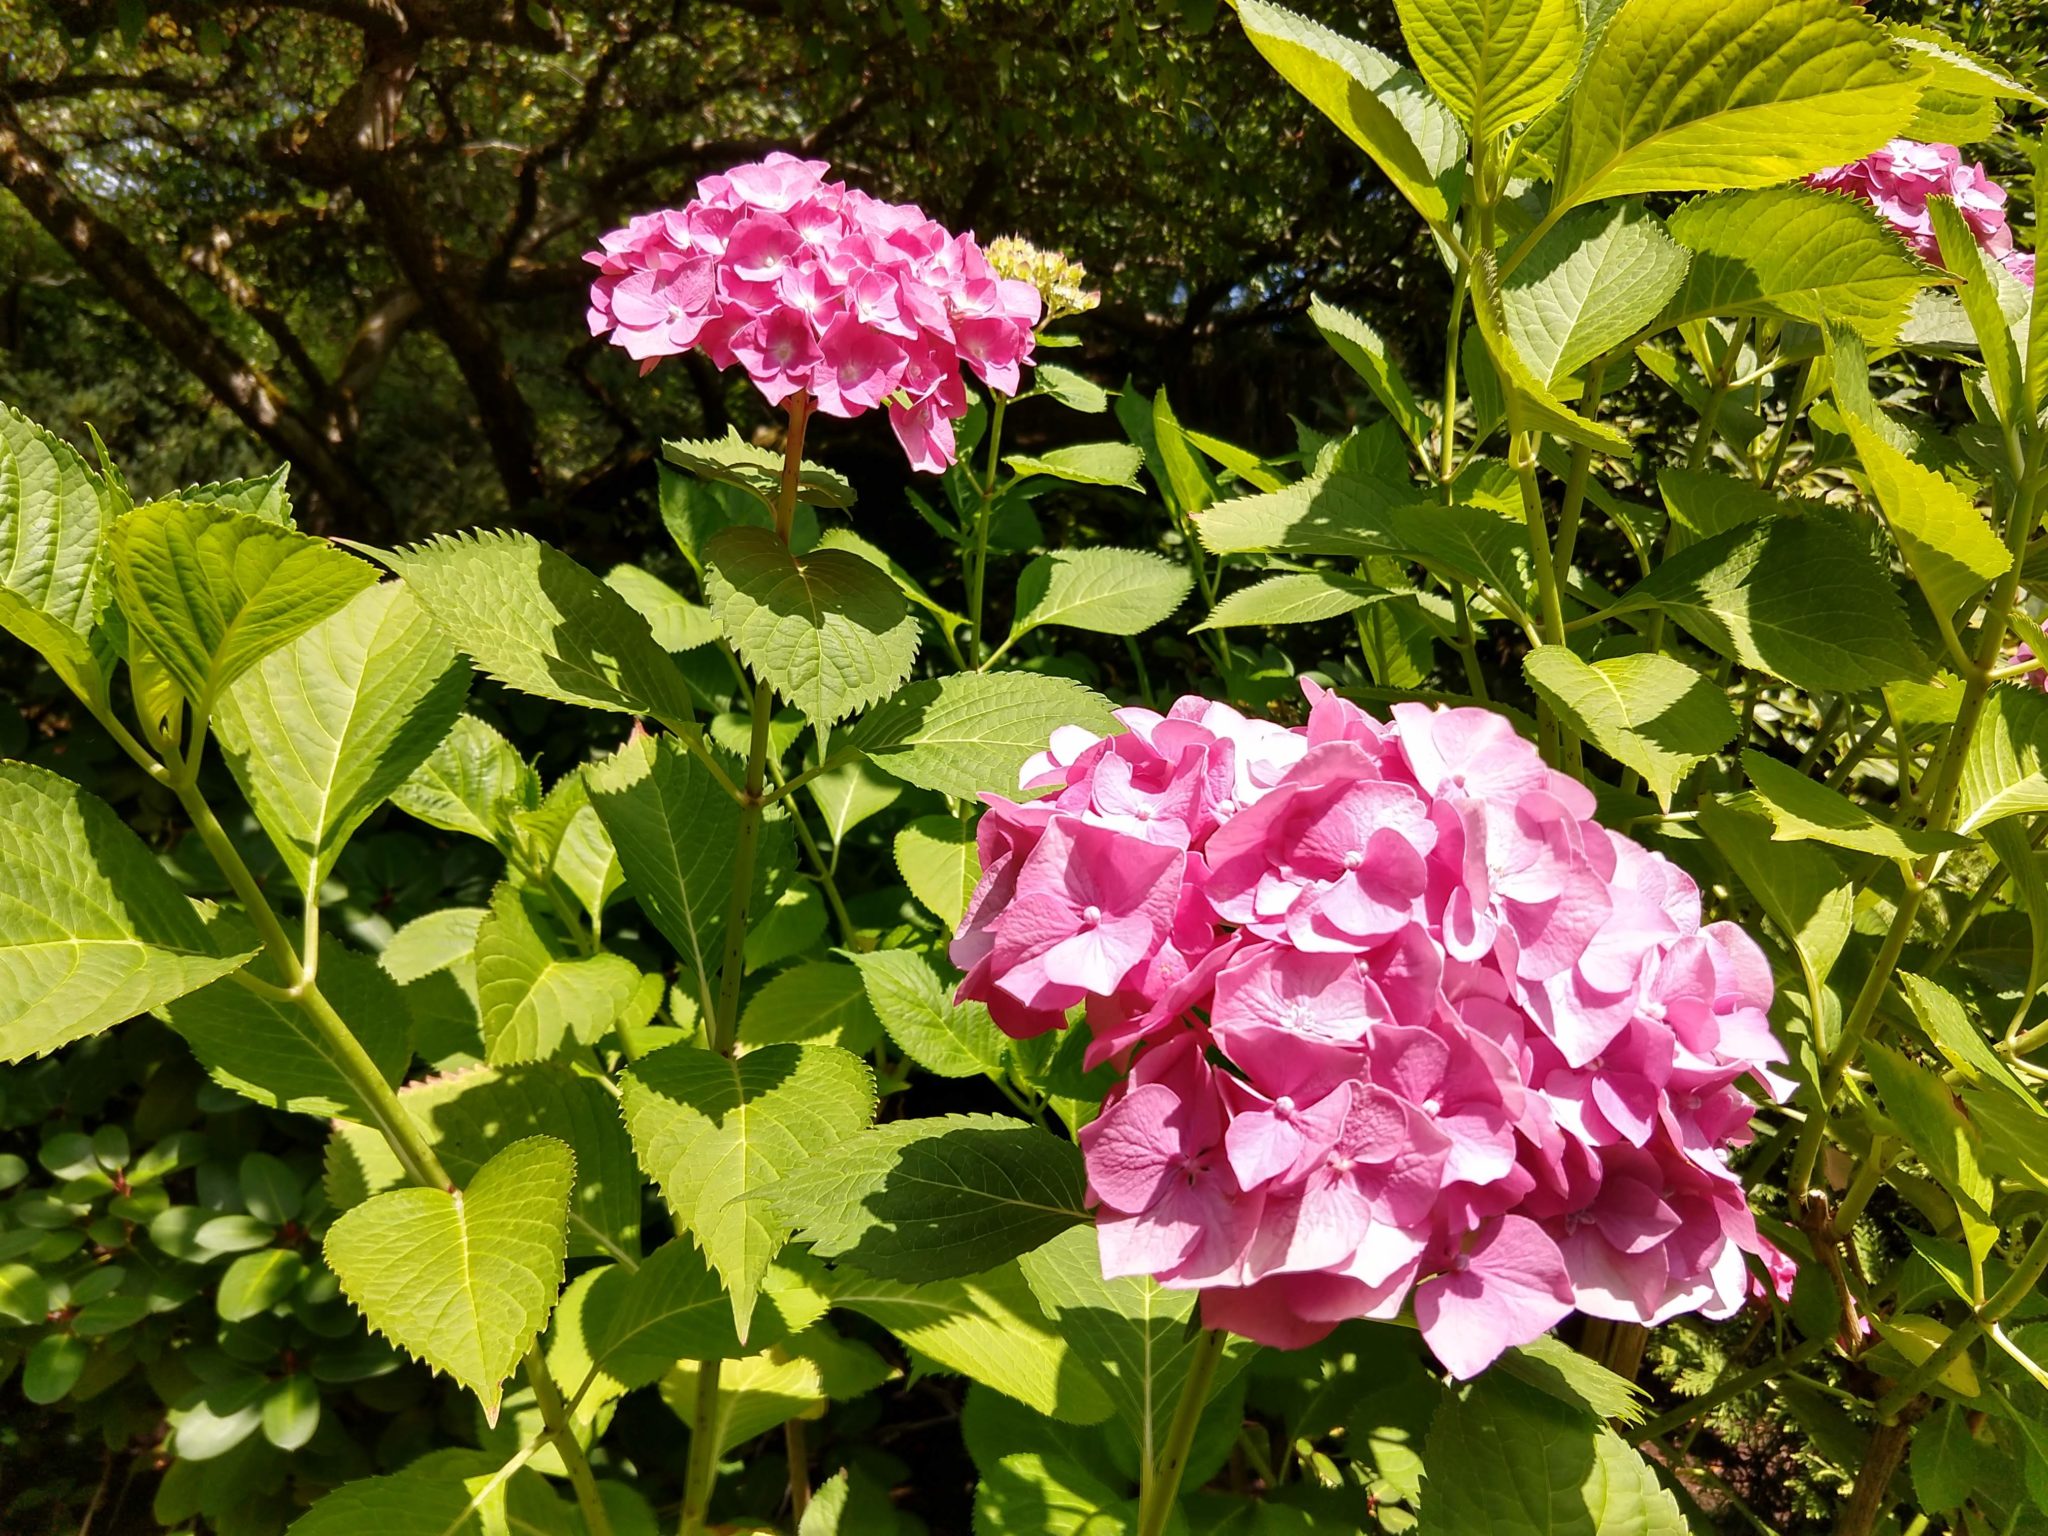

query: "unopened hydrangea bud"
xmin=985 ymin=235 xmax=1102 ymax=323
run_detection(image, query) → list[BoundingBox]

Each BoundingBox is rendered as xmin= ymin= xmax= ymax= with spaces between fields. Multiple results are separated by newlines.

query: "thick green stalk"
xmin=1137 ymin=1329 xmax=1228 ymax=1536
xmin=526 ymin=1346 xmax=610 ymax=1536
xmin=966 ymin=393 xmax=1008 ymax=664
xmin=679 ymin=1360 xmax=724 ymax=1536
xmin=1550 ymin=359 xmax=1609 ymax=586
xmin=1439 ymin=273 xmax=1467 ymax=485
xmin=709 ymin=397 xmax=813 ymax=1054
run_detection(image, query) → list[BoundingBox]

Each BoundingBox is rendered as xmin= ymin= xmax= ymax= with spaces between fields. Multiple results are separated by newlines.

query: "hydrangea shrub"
xmin=2 ymin=1 xmax=2046 ymax=1533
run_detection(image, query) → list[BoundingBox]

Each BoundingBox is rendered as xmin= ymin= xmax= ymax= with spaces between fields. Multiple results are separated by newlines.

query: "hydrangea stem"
xmin=710 ymin=395 xmax=813 ymax=1053
xmin=1137 ymin=1328 xmax=1228 ymax=1536
xmin=678 ymin=1360 xmax=724 ymax=1536
xmin=966 ymin=393 xmax=1009 ymax=664
xmin=525 ymin=1346 xmax=610 ymax=1536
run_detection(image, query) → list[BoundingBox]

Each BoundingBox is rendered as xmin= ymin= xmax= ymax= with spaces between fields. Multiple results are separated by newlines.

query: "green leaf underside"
xmin=1555 ymin=0 xmax=1924 ymax=207
xmin=1666 ymin=186 xmax=1936 ymax=345
xmin=663 ymin=430 xmax=855 ymax=508
xmin=773 ymin=1113 xmax=1088 ymax=1280
xmin=621 ymin=1041 xmax=875 ymax=1338
xmin=162 ymin=946 xmax=410 ymax=1121
xmin=1505 ymin=202 xmax=1688 ymax=387
xmin=325 ymin=1061 xmax=640 ymax=1263
xmin=852 ymin=672 xmax=1118 ymax=801
xmin=1012 ymin=548 xmax=1192 ymax=637
xmin=474 ymin=882 xmax=642 ymax=1063
xmin=112 ymin=500 xmax=377 ymax=716
xmin=215 ymin=581 xmax=469 ymax=891
xmin=585 ymin=732 xmax=744 ymax=985
xmin=824 ymin=1261 xmax=1114 ymax=1424
xmin=1615 ymin=514 xmax=1928 ymax=693
xmin=705 ymin=526 xmax=921 ymax=726
xmin=1523 ymin=647 xmax=1735 ymax=807
xmin=849 ymin=947 xmax=1009 ymax=1079
xmin=377 ymin=530 xmax=698 ymax=724
xmin=0 ymin=761 xmax=253 ymax=1062
xmin=323 ymin=1136 xmax=574 ymax=1423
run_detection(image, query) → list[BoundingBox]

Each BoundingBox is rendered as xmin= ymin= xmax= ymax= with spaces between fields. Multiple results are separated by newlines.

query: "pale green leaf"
xmin=1422 ymin=1372 xmax=1688 ymax=1533
xmin=1865 ymin=1041 xmax=1995 ymax=1224
xmin=285 ymin=1459 xmax=570 ymax=1536
xmin=975 ymin=1452 xmax=1134 ymax=1536
xmin=577 ymin=1240 xmax=806 ymax=1388
xmin=1196 ymin=572 xmax=1382 ymax=631
xmin=1554 ymin=0 xmax=1923 ymax=208
xmin=621 ymin=1041 xmax=875 ymax=1338
xmin=1657 ymin=467 xmax=1798 ymax=539
xmin=111 ymin=501 xmax=376 ymax=716
xmin=894 ymin=815 xmax=981 ymax=927
xmin=161 ymin=946 xmax=410 ymax=1122
xmin=215 ymin=582 xmax=469 ymax=891
xmin=771 ymin=1113 xmax=1087 ymax=1280
xmin=852 ymin=672 xmax=1118 ymax=801
xmin=1931 ymin=197 xmax=2029 ymax=427
xmin=1613 ymin=514 xmax=1928 ymax=693
xmin=1741 ymin=749 xmax=1966 ymax=860
xmin=1982 ymin=818 xmax=2048 ymax=1045
xmin=323 ymin=1135 xmax=573 ymax=1422
xmin=1394 ymin=0 xmax=1580 ymax=140
xmin=1013 ymin=548 xmax=1192 ymax=638
xmin=325 ymin=1061 xmax=640 ymax=1264
xmin=390 ymin=714 xmax=539 ymax=848
xmin=584 ymin=732 xmax=742 ymax=985
xmin=1522 ymin=647 xmax=1734 ymax=807
xmin=800 ymin=1470 xmax=854 ymax=1536
xmin=174 ymin=464 xmax=290 ymax=524
xmin=1469 ymin=266 xmax=1632 ymax=454
xmin=1499 ymin=1334 xmax=1649 ymax=1427
xmin=380 ymin=906 xmax=484 ymax=985
xmin=1958 ymin=684 xmax=2048 ymax=833
xmin=0 ymin=401 xmax=117 ymax=634
xmin=849 ymin=947 xmax=1008 ymax=1079
xmin=824 ymin=1260 xmax=1113 ymax=1424
xmin=474 ymin=882 xmax=644 ymax=1063
xmin=1309 ymin=295 xmax=1432 ymax=452
xmin=1699 ymin=797 xmax=1854 ymax=996
xmin=1151 ymin=391 xmax=1215 ymax=516
xmin=738 ymin=959 xmax=882 ymax=1053
xmin=1665 ymin=186 xmax=1937 ymax=346
xmin=705 ymin=525 xmax=920 ymax=726
xmin=1234 ymin=0 xmax=1465 ymax=228
xmin=1032 ymin=364 xmax=1110 ymax=414
xmin=1005 ymin=443 xmax=1147 ymax=490
xmin=1191 ymin=467 xmax=1432 ymax=558
xmin=806 ymin=754 xmax=902 ymax=849
xmin=1896 ymin=971 xmax=2037 ymax=1104
xmin=606 ymin=563 xmax=721 ymax=653
xmin=0 ymin=761 xmax=253 ymax=1062
xmin=663 ymin=429 xmax=854 ymax=508
xmin=1504 ymin=202 xmax=1688 ymax=387
xmin=375 ymin=530 xmax=698 ymax=725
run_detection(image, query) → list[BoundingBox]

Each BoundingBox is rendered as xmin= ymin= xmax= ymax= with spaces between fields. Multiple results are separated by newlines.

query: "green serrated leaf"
xmin=474 ymin=882 xmax=643 ymax=1063
xmin=1613 ymin=514 xmax=1928 ymax=693
xmin=1032 ymin=364 xmax=1110 ymax=414
xmin=376 ymin=530 xmax=698 ymax=725
xmin=1841 ymin=414 xmax=2008 ymax=626
xmin=390 ymin=714 xmax=540 ymax=849
xmin=324 ymin=1135 xmax=573 ymax=1422
xmin=1233 ymin=0 xmax=1465 ymax=228
xmin=1504 ymin=202 xmax=1688 ymax=387
xmin=1421 ymin=1371 xmax=1687 ymax=1533
xmin=0 ymin=403 xmax=119 ymax=705
xmin=772 ymin=1113 xmax=1088 ymax=1279
xmin=663 ymin=430 xmax=854 ymax=508
xmin=622 ymin=1041 xmax=875 ymax=1338
xmin=606 ymin=563 xmax=721 ymax=653
xmin=326 ymin=1061 xmax=640 ymax=1263
xmin=824 ymin=1260 xmax=1113 ymax=1424
xmin=1666 ymin=186 xmax=1937 ymax=347
xmin=1192 ymin=466 xmax=1434 ymax=558
xmin=1958 ymin=685 xmax=2048 ymax=833
xmin=1393 ymin=0 xmax=1581 ymax=141
xmin=162 ymin=944 xmax=410 ymax=1121
xmin=1523 ymin=647 xmax=1734 ymax=807
xmin=578 ymin=1240 xmax=799 ymax=1389
xmin=1657 ymin=466 xmax=1799 ymax=539
xmin=0 ymin=761 xmax=254 ymax=1062
xmin=174 ymin=464 xmax=291 ymax=525
xmin=1553 ymin=0 xmax=1922 ymax=209
xmin=739 ymin=959 xmax=882 ymax=1053
xmin=1196 ymin=572 xmax=1384 ymax=631
xmin=1866 ymin=1041 xmax=1996 ymax=1229
xmin=1931 ymin=196 xmax=2030 ymax=427
xmin=1740 ymin=750 xmax=1966 ymax=860
xmin=1896 ymin=971 xmax=2037 ymax=1104
xmin=852 ymin=672 xmax=1117 ymax=801
xmin=111 ymin=501 xmax=377 ymax=717
xmin=806 ymin=751 xmax=903 ymax=849
xmin=849 ymin=948 xmax=1008 ymax=1079
xmin=215 ymin=582 xmax=469 ymax=891
xmin=284 ymin=1453 xmax=569 ymax=1535
xmin=894 ymin=815 xmax=981 ymax=927
xmin=1012 ymin=548 xmax=1192 ymax=638
xmin=705 ymin=526 xmax=920 ymax=727
xmin=1307 ymin=294 xmax=1434 ymax=451
xmin=1699 ymin=796 xmax=1854 ymax=1000
xmin=1005 ymin=442 xmax=1148 ymax=489
xmin=585 ymin=732 xmax=743 ymax=989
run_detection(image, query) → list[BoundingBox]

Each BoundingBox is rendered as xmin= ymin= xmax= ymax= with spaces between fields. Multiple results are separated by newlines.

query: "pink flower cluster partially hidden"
xmin=952 ymin=686 xmax=1795 ymax=1378
xmin=1810 ymin=138 xmax=2035 ymax=287
xmin=585 ymin=154 xmax=1041 ymax=471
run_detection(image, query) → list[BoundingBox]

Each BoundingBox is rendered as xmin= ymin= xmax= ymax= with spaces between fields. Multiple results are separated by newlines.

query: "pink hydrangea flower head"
xmin=586 ymin=153 xmax=1045 ymax=467
xmin=1809 ymin=138 xmax=2035 ymax=287
xmin=954 ymin=686 xmax=1790 ymax=1378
